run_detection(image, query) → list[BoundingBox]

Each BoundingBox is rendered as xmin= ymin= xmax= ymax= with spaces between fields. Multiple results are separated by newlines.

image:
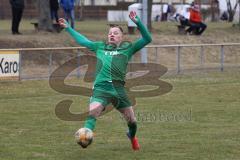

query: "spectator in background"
xmin=171 ymin=7 xmax=192 ymax=35
xmin=167 ymin=4 xmax=175 ymax=20
xmin=178 ymin=7 xmax=191 ymax=27
xmin=161 ymin=4 xmax=168 ymax=21
xmin=171 ymin=7 xmax=189 ymax=25
xmin=9 ymin=0 xmax=24 ymax=35
xmin=220 ymin=11 xmax=228 ymax=21
xmin=186 ymin=4 xmax=207 ymax=35
xmin=60 ymin=0 xmax=75 ymax=29
xmin=50 ymin=0 xmax=59 ymax=23
xmin=191 ymin=1 xmax=195 ymax=7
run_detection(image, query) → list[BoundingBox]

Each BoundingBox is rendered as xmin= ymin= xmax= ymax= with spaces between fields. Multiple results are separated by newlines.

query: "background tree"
xmin=76 ymin=0 xmax=85 ymax=20
xmin=239 ymin=0 xmax=240 ymax=26
xmin=226 ymin=0 xmax=239 ymax=22
xmin=147 ymin=0 xmax=152 ymax=31
xmin=90 ymin=0 xmax=95 ymax=5
xmin=37 ymin=0 xmax=53 ymax=31
xmin=210 ymin=0 xmax=220 ymax=22
xmin=138 ymin=0 xmax=152 ymax=31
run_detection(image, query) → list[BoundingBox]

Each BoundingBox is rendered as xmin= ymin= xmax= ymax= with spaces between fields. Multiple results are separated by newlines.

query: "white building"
xmin=76 ymin=0 xmax=239 ymax=22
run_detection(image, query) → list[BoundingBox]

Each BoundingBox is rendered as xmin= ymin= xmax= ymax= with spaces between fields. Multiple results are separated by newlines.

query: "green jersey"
xmin=65 ymin=18 xmax=152 ymax=85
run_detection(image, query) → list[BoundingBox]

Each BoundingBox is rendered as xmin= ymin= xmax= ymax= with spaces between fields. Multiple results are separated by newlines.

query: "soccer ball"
xmin=75 ymin=128 xmax=93 ymax=148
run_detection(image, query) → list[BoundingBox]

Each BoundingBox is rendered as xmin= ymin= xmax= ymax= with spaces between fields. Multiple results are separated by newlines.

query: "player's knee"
xmin=127 ymin=112 xmax=136 ymax=123
xmin=89 ymin=110 xmax=100 ymax=117
xmin=89 ymin=102 xmax=104 ymax=117
xmin=89 ymin=108 xmax=101 ymax=117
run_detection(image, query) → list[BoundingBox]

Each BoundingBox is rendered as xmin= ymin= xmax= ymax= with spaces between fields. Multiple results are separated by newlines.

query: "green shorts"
xmin=90 ymin=81 xmax=132 ymax=109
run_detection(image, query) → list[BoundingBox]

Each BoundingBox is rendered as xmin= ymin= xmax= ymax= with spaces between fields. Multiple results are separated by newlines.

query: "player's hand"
xmin=58 ymin=18 xmax=68 ymax=28
xmin=129 ymin=11 xmax=139 ymax=23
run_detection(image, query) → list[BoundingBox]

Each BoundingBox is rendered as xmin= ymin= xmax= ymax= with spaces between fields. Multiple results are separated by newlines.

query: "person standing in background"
xmin=162 ymin=4 xmax=168 ymax=21
xmin=50 ymin=0 xmax=59 ymax=23
xmin=60 ymin=0 xmax=75 ymax=29
xmin=9 ymin=0 xmax=25 ymax=35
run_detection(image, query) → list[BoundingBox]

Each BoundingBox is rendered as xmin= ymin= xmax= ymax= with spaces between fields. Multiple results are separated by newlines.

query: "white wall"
xmin=81 ymin=0 xmax=240 ymax=22
xmin=217 ymin=0 xmax=239 ymax=22
xmin=76 ymin=0 xmax=117 ymax=6
xmin=107 ymin=10 xmax=128 ymax=21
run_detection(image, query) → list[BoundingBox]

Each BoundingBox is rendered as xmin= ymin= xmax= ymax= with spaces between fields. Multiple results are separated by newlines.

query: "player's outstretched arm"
xmin=59 ymin=18 xmax=97 ymax=50
xmin=129 ymin=11 xmax=152 ymax=53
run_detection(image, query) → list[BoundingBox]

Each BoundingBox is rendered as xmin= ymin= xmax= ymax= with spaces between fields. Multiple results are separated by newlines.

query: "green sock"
xmin=84 ymin=116 xmax=96 ymax=131
xmin=128 ymin=122 xmax=137 ymax=138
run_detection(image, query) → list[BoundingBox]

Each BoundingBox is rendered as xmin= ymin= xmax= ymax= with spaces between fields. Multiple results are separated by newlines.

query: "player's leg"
xmin=83 ymin=101 xmax=104 ymax=131
xmin=118 ymin=106 xmax=137 ymax=137
xmin=75 ymin=101 xmax=104 ymax=148
xmin=113 ymin=84 xmax=140 ymax=150
xmin=76 ymin=83 xmax=111 ymax=148
xmin=84 ymin=82 xmax=113 ymax=131
xmin=118 ymin=106 xmax=140 ymax=150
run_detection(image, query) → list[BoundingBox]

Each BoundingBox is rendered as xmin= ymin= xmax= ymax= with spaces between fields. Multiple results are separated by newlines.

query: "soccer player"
xmin=59 ymin=11 xmax=152 ymax=151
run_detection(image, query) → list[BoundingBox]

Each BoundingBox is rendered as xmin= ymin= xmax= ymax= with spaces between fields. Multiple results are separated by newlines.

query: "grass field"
xmin=0 ymin=71 xmax=240 ymax=160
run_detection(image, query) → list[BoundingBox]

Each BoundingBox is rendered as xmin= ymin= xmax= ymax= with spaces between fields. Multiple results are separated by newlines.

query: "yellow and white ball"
xmin=75 ymin=128 xmax=93 ymax=148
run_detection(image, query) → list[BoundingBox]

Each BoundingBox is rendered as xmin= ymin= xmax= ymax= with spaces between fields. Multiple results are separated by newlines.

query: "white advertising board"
xmin=0 ymin=51 xmax=20 ymax=80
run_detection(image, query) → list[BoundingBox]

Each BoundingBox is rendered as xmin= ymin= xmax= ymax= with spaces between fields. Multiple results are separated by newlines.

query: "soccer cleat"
xmin=127 ymin=132 xmax=140 ymax=151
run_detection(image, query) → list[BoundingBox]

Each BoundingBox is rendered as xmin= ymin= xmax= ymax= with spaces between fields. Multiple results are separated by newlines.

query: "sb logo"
xmin=49 ymin=55 xmax=173 ymax=121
